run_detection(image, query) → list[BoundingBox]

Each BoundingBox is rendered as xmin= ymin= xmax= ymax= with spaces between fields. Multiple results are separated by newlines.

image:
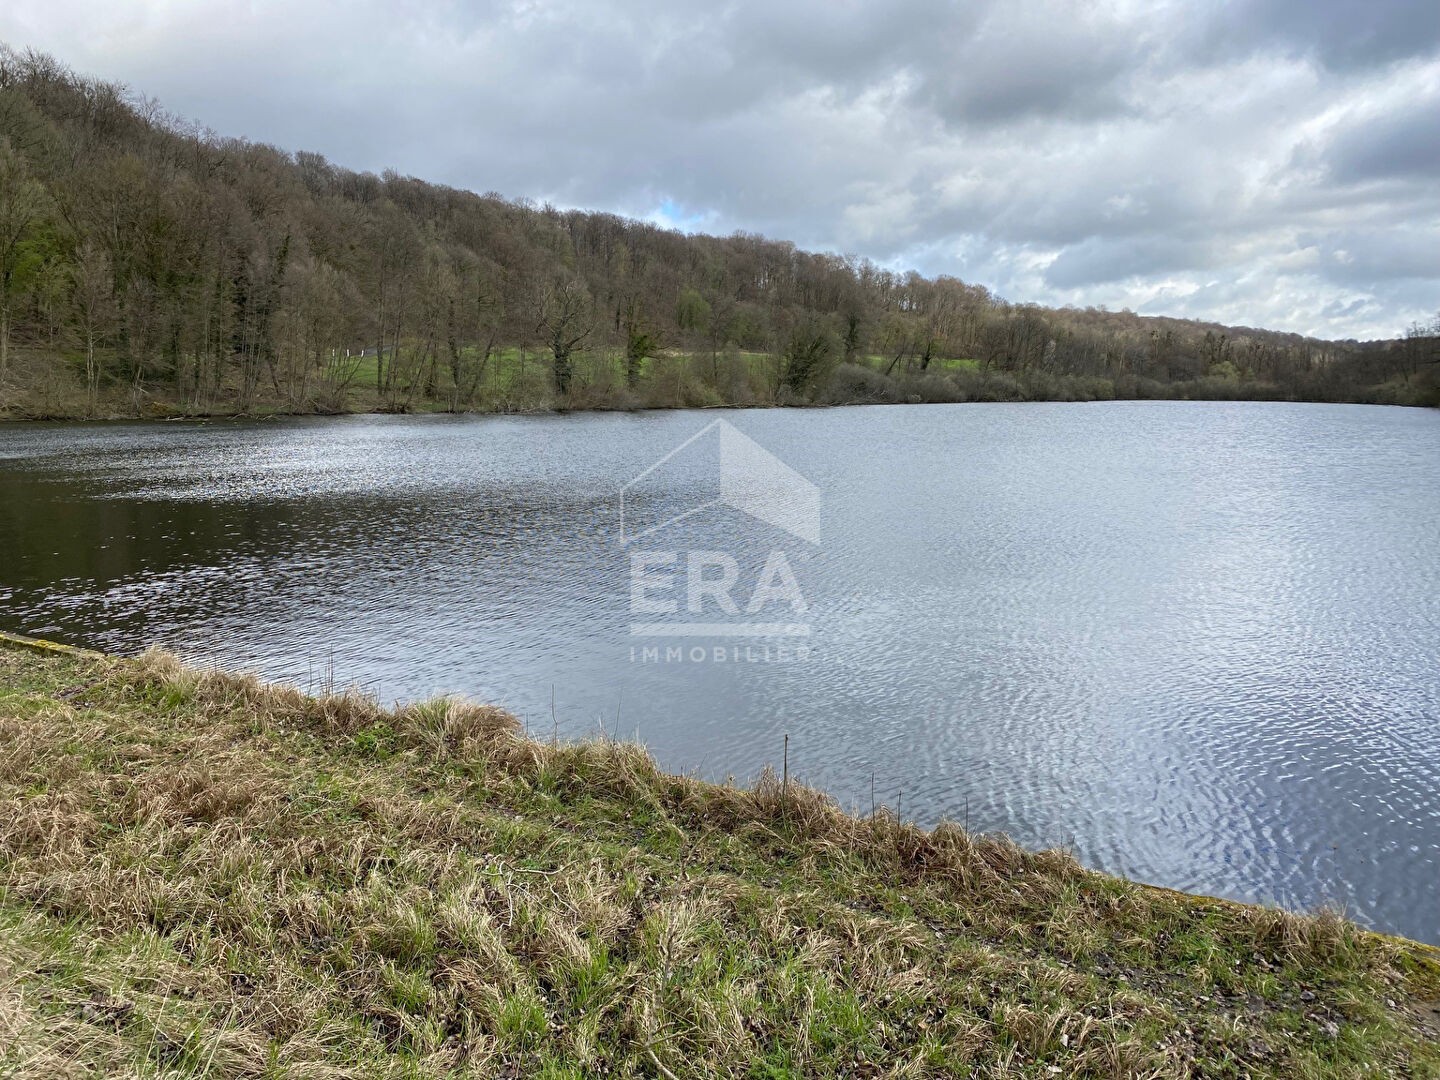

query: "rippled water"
xmin=1 ymin=402 xmax=1437 ymax=942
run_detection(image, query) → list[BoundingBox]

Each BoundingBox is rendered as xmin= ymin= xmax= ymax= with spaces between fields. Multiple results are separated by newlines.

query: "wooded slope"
xmin=0 ymin=45 xmax=1436 ymax=418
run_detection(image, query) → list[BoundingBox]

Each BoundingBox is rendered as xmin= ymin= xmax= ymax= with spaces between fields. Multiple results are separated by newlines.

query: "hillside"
xmin=0 ymin=44 xmax=1437 ymax=420
xmin=1 ymin=638 xmax=1438 ymax=1077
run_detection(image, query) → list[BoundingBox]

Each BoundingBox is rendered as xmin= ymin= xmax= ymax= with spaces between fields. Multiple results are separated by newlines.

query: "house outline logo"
xmin=618 ymin=419 xmax=821 ymax=546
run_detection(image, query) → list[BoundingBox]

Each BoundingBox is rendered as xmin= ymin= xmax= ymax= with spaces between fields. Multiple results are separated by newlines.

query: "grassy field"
xmin=0 ymin=641 xmax=1437 ymax=1077
xmin=339 ymin=348 xmax=976 ymax=396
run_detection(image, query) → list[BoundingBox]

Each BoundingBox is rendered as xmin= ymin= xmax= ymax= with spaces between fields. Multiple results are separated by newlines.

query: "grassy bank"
xmin=0 ymin=642 xmax=1437 ymax=1077
xmin=6 ymin=342 xmax=1434 ymax=422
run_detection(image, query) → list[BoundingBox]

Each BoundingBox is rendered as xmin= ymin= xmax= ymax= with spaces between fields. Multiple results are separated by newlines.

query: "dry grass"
xmin=0 ymin=644 xmax=1436 ymax=1078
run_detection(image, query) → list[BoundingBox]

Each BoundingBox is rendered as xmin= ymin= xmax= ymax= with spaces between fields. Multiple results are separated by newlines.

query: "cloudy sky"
xmin=3 ymin=0 xmax=1437 ymax=340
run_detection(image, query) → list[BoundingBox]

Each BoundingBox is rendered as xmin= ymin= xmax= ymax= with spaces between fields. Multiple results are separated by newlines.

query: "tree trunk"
xmin=553 ymin=345 xmax=572 ymax=395
xmin=85 ymin=334 xmax=98 ymax=417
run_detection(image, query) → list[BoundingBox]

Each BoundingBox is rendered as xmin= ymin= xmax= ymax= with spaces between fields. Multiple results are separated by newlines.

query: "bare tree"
xmin=537 ymin=277 xmax=593 ymax=396
xmin=0 ymin=138 xmax=47 ymax=379
xmin=71 ymin=241 xmax=115 ymax=415
xmin=1404 ymin=313 xmax=1440 ymax=372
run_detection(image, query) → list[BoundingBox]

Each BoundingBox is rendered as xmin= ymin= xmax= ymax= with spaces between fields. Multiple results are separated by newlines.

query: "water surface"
xmin=2 ymin=402 xmax=1437 ymax=942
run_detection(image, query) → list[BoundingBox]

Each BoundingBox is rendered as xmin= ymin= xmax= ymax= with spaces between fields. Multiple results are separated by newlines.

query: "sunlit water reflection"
xmin=2 ymin=401 xmax=1437 ymax=942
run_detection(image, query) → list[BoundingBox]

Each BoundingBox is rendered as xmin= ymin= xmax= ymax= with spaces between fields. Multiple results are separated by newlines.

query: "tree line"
xmin=0 ymin=45 xmax=1436 ymax=419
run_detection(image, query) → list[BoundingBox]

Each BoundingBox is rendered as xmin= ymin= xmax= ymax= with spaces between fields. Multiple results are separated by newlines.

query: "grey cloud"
xmin=1313 ymin=226 xmax=1440 ymax=286
xmin=917 ymin=5 xmax=1142 ymax=126
xmin=1213 ymin=0 xmax=1440 ymax=70
xmin=1044 ymin=234 xmax=1215 ymax=290
xmin=1325 ymin=93 xmax=1440 ymax=184
xmin=1319 ymin=295 xmax=1384 ymax=323
xmin=734 ymin=0 xmax=975 ymax=92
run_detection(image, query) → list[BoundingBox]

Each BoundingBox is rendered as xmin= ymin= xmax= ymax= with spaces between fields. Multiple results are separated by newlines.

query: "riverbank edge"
xmin=2 ymin=383 xmax=1437 ymax=424
xmin=2 ymin=628 xmax=1435 ymax=959
xmin=2 ymin=630 xmax=1438 ymax=1075
xmin=2 ymin=396 xmax=1436 ymax=425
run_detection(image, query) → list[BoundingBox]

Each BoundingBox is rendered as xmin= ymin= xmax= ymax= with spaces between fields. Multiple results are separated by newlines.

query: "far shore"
xmin=4 ymin=381 xmax=1434 ymax=425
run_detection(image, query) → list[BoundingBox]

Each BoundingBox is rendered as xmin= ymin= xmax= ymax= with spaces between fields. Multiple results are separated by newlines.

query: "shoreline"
xmin=2 ymin=629 xmax=1434 ymax=958
xmin=1 ymin=630 xmax=1437 ymax=1075
xmin=1 ymin=392 xmax=1434 ymax=428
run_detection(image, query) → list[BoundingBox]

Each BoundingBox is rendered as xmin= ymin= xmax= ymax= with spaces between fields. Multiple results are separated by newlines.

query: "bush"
xmin=951 ymin=369 xmax=1026 ymax=402
xmin=901 ymin=372 xmax=966 ymax=403
xmin=819 ymin=363 xmax=902 ymax=405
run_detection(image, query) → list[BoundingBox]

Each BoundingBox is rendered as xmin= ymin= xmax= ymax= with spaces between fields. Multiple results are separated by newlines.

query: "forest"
xmin=1 ymin=45 xmax=1437 ymax=420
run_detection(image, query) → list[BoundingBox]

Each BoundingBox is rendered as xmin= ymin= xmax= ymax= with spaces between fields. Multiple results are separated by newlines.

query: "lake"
xmin=1 ymin=401 xmax=1437 ymax=943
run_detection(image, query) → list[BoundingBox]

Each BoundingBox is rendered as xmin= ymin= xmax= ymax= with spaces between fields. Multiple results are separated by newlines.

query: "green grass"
xmin=0 ymin=643 xmax=1437 ymax=1077
xmin=330 ymin=346 xmax=973 ymax=397
xmin=858 ymin=354 xmax=982 ymax=372
xmin=349 ymin=347 xmax=541 ymax=393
